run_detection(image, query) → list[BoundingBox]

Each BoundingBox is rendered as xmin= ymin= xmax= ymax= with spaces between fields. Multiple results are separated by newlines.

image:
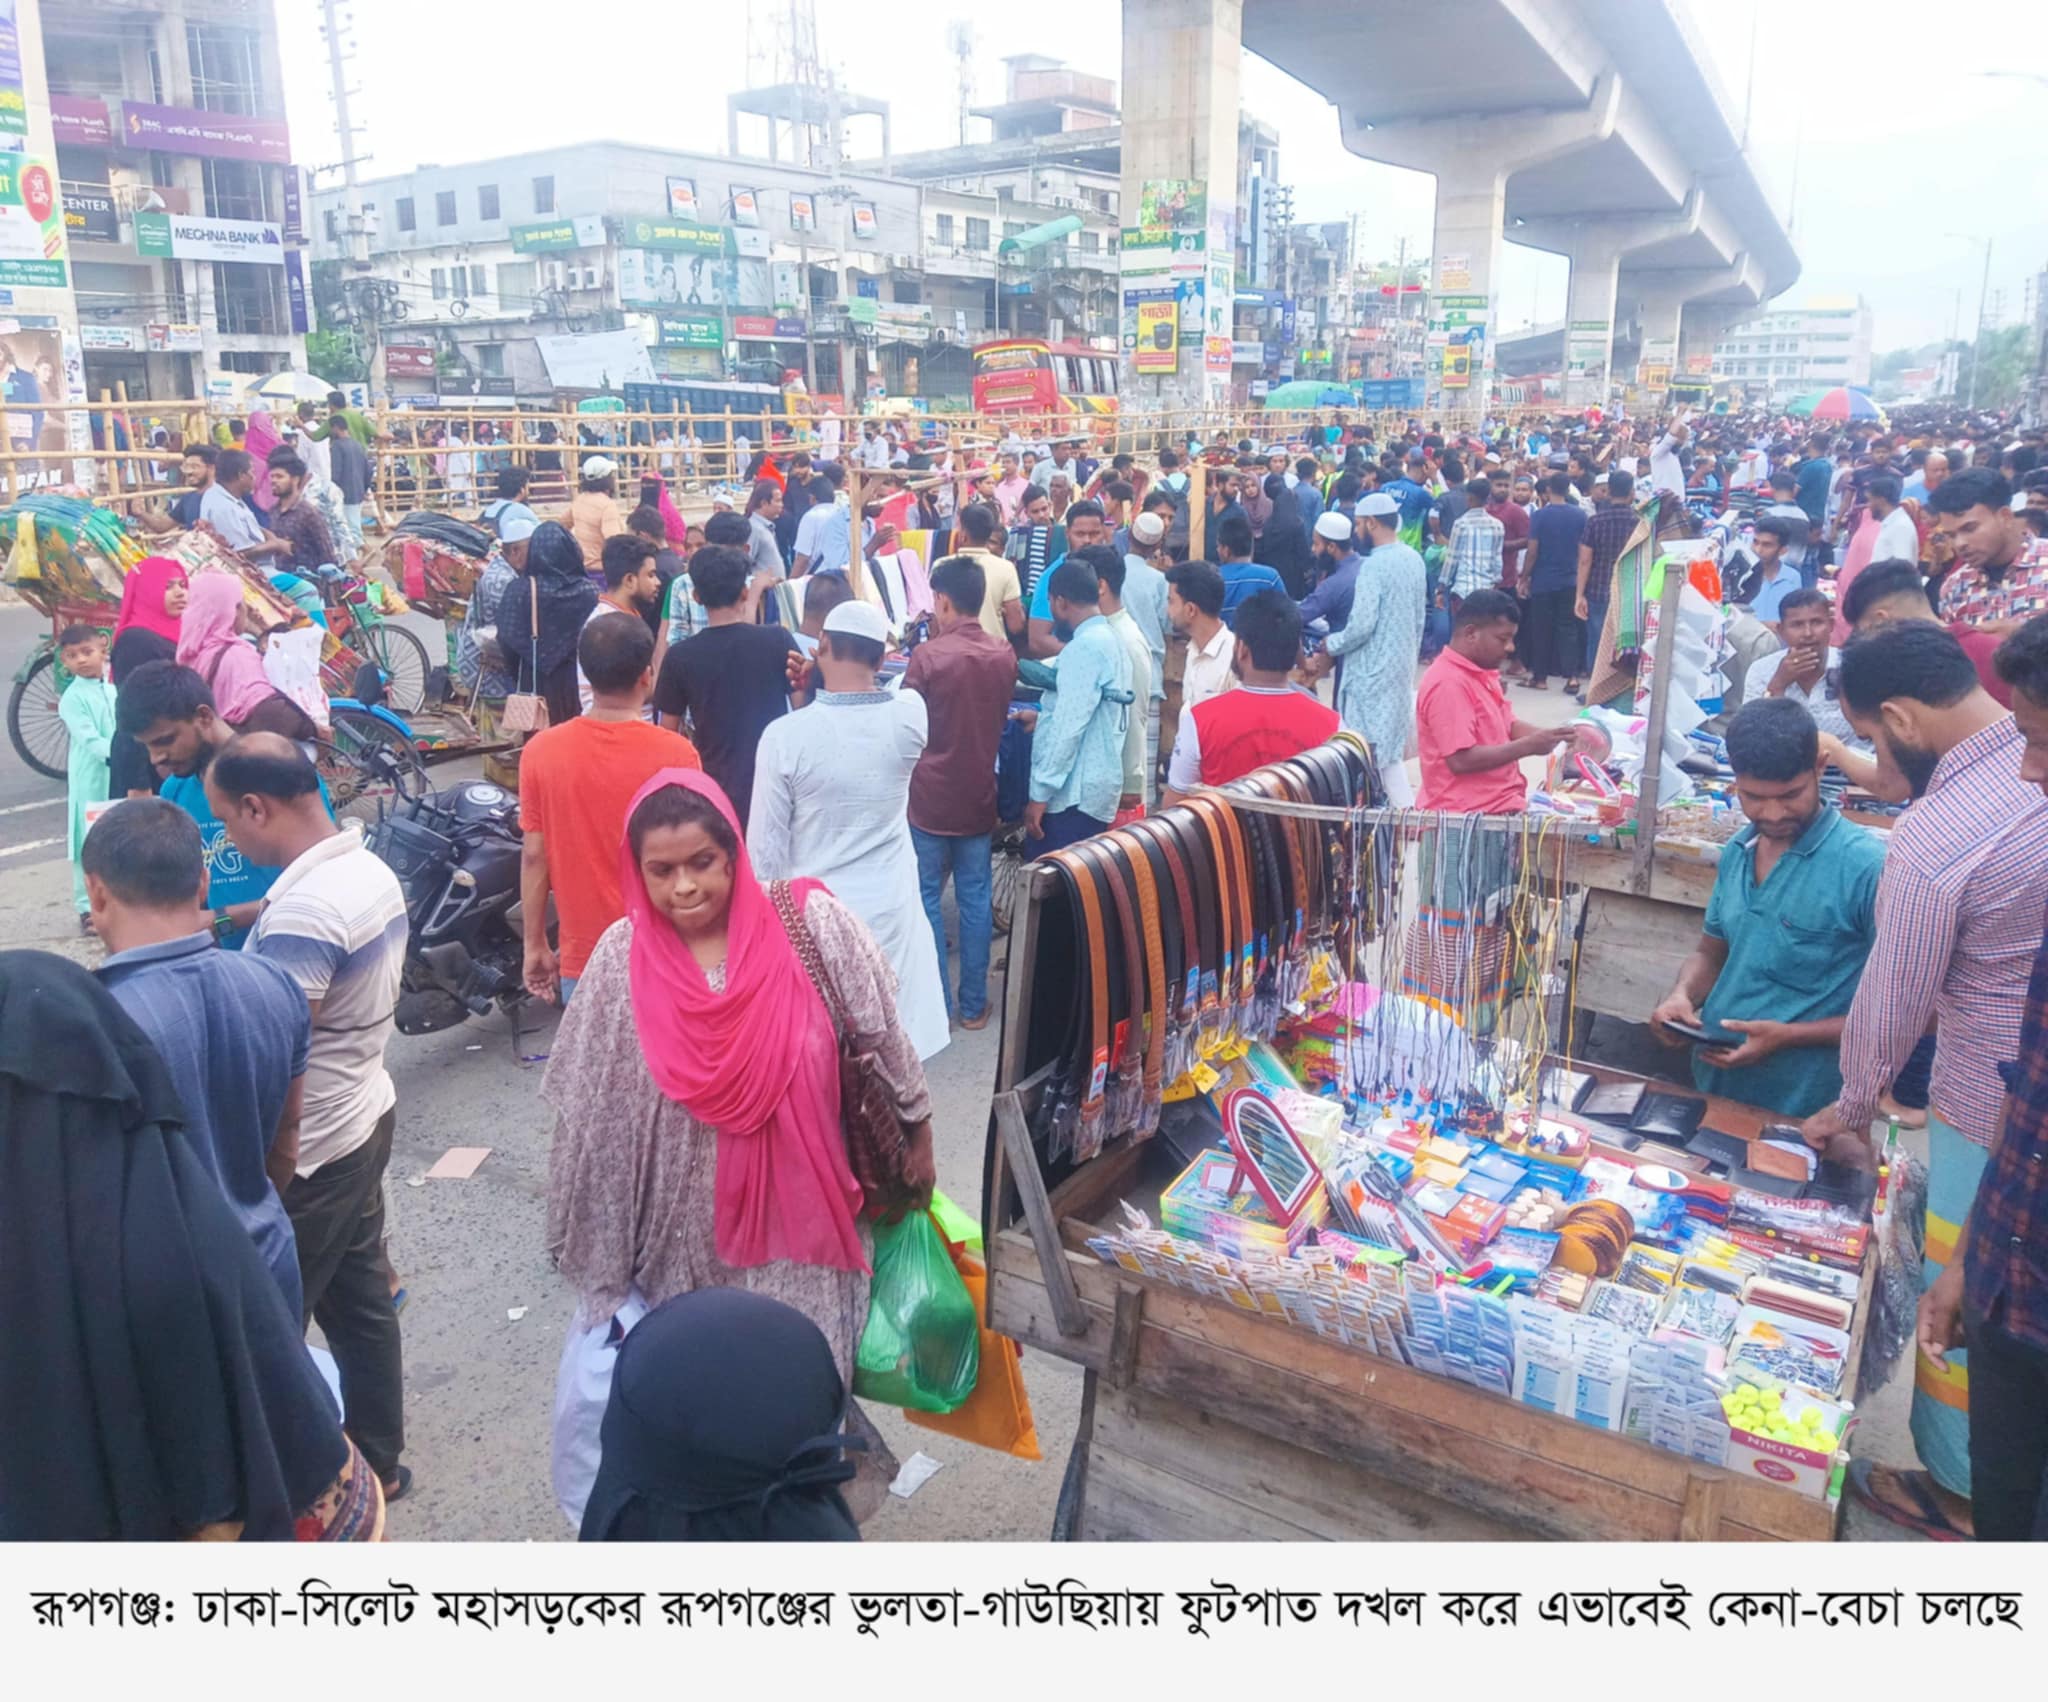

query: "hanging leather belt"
xmin=1163 ymin=808 xmax=1226 ymax=1055
xmin=1046 ymin=847 xmax=1112 ymax=1162
xmin=1186 ymin=793 xmax=1254 ymax=1041
xmin=1123 ymin=816 xmax=1198 ymax=1090
xmin=1071 ymin=836 xmax=1143 ymax=1140
xmin=1103 ymin=830 xmax=1168 ymax=1134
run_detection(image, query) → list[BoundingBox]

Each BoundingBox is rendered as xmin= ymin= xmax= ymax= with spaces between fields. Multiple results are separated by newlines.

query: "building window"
xmin=323 ymin=208 xmax=340 ymax=242
xmin=397 ymin=196 xmax=416 ymax=233
xmin=436 ymin=190 xmax=458 ymax=226
xmin=43 ymin=34 xmax=126 ymax=100
xmin=496 ymin=260 xmax=536 ymax=308
xmin=965 ymin=216 xmax=989 ymax=251
xmin=212 ymin=262 xmax=286 ymax=335
xmin=186 ymin=24 xmax=264 ymax=115
xmin=201 ymin=158 xmax=269 ymax=223
xmin=469 ymin=264 xmax=490 ymax=298
xmin=934 ymin=212 xmax=954 ymax=246
xmin=430 ymin=267 xmax=448 ymax=300
xmin=478 ymin=184 xmax=500 ymax=221
xmin=479 ymin=344 xmax=507 ymax=378
xmin=533 ymin=176 xmax=555 ymax=214
xmin=1080 ymin=229 xmax=1100 ymax=253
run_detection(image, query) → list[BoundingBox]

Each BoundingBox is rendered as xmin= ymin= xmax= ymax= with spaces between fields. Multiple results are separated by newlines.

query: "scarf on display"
xmin=617 ymin=769 xmax=866 ymax=1275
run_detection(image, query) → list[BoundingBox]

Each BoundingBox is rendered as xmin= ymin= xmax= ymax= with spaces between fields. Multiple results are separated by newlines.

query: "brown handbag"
xmin=499 ymin=575 xmax=550 ymax=735
xmin=770 ymin=880 xmax=918 ymax=1222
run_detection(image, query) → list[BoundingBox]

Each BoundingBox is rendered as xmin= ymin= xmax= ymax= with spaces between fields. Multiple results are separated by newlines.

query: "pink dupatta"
xmin=618 ymin=769 xmax=866 ymax=1274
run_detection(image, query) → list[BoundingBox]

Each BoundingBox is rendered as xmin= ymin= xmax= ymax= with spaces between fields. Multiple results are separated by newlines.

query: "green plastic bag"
xmin=853 ymin=1211 xmax=981 ymax=1414
xmin=929 ymin=1187 xmax=983 ymax=1255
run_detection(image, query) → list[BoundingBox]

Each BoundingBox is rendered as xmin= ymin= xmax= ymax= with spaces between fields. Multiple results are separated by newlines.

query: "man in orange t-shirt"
xmin=519 ymin=611 xmax=699 ymax=1003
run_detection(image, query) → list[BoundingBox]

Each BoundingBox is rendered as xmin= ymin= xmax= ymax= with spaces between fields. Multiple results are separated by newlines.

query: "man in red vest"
xmin=1162 ymin=589 xmax=1339 ymax=803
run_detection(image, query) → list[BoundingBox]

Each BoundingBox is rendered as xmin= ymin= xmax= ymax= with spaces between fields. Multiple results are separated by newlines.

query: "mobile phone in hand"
xmin=1663 ymin=1017 xmax=1738 ymax=1048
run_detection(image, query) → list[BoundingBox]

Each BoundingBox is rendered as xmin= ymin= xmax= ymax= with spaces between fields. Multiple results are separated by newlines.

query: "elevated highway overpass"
xmin=1118 ymin=0 xmax=1798 ymax=410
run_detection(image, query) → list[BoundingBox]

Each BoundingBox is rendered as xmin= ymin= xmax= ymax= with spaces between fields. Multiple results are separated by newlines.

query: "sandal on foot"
xmin=380 ymin=1465 xmax=415 ymax=1506
xmin=1847 ymin=1461 xmax=1970 ymax=1541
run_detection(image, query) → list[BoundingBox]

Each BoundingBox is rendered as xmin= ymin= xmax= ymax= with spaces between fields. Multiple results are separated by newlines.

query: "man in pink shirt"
xmin=1416 ymin=589 xmax=1577 ymax=812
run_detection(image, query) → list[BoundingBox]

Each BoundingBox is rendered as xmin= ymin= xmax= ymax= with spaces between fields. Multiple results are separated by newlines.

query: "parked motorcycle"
xmin=367 ymin=778 xmax=533 ymax=1035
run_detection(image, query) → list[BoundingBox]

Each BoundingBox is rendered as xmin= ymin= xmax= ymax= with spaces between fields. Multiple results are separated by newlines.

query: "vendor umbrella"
xmin=1785 ymin=386 xmax=1885 ymax=423
xmin=246 ymin=369 xmax=334 ymax=406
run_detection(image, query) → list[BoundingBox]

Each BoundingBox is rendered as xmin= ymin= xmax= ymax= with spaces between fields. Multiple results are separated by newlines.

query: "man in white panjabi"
xmin=747 ymin=600 xmax=951 ymax=1061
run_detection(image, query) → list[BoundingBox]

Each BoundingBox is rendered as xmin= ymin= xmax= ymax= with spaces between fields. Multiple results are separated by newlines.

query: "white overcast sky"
xmin=278 ymin=0 xmax=2048 ymax=350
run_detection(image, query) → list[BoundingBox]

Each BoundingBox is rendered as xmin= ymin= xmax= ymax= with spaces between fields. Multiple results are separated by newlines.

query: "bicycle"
xmin=315 ymin=574 xmax=433 ymax=716
xmin=8 ymin=634 xmax=68 ymax=780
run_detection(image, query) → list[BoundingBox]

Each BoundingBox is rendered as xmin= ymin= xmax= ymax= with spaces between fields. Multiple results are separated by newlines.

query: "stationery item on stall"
xmin=1552 ymin=1200 xmax=1635 ymax=1278
xmin=1488 ymin=1226 xmax=1560 ymax=1288
xmin=1657 ymin=1283 xmax=1743 ymax=1345
xmin=1728 ymin=1308 xmax=1853 ymax=1399
xmin=1614 ymin=1241 xmax=1682 ymax=1294
xmin=1743 ymin=1276 xmax=1856 ymax=1333
xmin=1718 ymin=1378 xmax=1854 ymax=1498
xmin=1161 ymin=1146 xmax=1326 ymax=1261
xmin=1585 ymin=1279 xmax=1662 ymax=1337
xmin=1806 ymin=1157 xmax=1878 ymax=1213
xmin=1503 ymin=1183 xmax=1572 ymax=1232
xmin=1623 ymin=1335 xmax=1730 ymax=1464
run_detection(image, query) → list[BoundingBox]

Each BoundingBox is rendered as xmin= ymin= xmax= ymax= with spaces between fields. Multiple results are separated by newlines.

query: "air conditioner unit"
xmin=888 ymin=253 xmax=917 ymax=269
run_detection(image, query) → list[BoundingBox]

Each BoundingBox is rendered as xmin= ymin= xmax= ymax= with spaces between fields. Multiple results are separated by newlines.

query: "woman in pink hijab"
xmin=242 ymin=409 xmax=282 ymax=512
xmin=541 ymin=770 xmax=935 ymax=1375
xmin=175 ymin=572 xmax=281 ymax=728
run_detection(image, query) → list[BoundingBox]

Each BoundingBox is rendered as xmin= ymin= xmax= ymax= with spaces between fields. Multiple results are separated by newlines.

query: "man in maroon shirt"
xmin=904 ymin=554 xmax=1019 ymax=1029
xmin=1486 ymin=466 xmax=1530 ymax=589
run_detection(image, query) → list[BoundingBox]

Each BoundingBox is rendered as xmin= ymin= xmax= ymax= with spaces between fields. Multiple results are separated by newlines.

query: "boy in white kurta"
xmin=57 ymin=624 xmax=116 ymax=928
xmin=748 ymin=601 xmax=951 ymax=1060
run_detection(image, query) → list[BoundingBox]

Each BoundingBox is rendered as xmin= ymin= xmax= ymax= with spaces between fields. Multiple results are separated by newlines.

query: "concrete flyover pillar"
xmin=1620 ymin=253 xmax=1762 ymax=401
xmin=1344 ymin=71 xmax=1622 ymax=416
xmin=1521 ymin=190 xmax=1703 ymax=409
xmin=1118 ymin=0 xmax=1245 ymax=415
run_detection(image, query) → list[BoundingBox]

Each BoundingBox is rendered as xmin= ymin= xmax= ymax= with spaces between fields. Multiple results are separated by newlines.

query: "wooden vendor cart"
xmin=982 ymin=826 xmax=1876 ymax=1544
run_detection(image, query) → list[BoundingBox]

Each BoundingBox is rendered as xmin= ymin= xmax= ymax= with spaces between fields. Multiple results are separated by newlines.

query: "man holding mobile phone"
xmin=1650 ymin=698 xmax=1884 ymax=1118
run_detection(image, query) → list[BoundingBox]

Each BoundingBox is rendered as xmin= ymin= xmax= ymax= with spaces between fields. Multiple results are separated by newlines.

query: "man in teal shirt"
xmin=1024 ymin=558 xmax=1134 ymax=854
xmin=1651 ymin=698 xmax=1885 ymax=1116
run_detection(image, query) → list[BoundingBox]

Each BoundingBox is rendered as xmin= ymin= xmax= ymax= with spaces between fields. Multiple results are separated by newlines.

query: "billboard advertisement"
xmin=120 ymin=100 xmax=291 ymax=165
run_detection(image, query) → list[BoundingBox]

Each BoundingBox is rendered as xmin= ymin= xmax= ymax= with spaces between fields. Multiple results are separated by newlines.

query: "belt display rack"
xmin=979 ymin=746 xmax=1880 ymax=1544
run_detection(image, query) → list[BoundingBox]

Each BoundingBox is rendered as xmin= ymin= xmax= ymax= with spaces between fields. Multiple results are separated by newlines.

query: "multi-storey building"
xmin=40 ymin=0 xmax=303 ymax=400
xmin=1710 ymin=295 xmax=1873 ymax=399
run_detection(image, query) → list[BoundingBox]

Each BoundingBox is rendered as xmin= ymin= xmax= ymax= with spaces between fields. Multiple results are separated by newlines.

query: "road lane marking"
xmin=0 ymin=836 xmax=61 ymax=858
xmin=0 ymin=796 xmax=62 ymax=816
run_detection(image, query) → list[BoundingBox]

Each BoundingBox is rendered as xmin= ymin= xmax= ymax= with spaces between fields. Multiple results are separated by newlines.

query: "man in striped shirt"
xmin=1801 ymin=621 xmax=2048 ymax=1540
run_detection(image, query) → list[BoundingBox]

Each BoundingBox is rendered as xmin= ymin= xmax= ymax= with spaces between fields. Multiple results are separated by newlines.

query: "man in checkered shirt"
xmin=1443 ymin=476 xmax=1505 ymax=608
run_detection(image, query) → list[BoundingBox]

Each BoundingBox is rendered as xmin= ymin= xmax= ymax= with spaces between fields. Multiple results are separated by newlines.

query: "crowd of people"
xmin=14 ymin=388 xmax=2048 ymax=1546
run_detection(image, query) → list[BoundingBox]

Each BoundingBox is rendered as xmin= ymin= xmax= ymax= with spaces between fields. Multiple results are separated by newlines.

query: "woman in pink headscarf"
xmin=175 ymin=572 xmax=284 ymax=729
xmin=107 ymin=556 xmax=188 ymax=795
xmin=242 ymin=410 xmax=282 ymax=512
xmin=542 ymin=770 xmax=935 ymax=1376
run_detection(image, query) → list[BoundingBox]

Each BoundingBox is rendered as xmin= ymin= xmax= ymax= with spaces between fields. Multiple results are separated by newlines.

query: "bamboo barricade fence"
xmin=0 ymin=398 xmax=1527 ymax=523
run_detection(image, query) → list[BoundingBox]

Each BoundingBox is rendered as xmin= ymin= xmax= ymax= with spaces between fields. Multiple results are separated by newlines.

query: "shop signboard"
xmin=80 ymin=324 xmax=140 ymax=351
xmin=383 ymin=343 xmax=438 ymax=378
xmin=774 ymin=317 xmax=806 ymax=339
xmin=0 ymin=2 xmax=23 ymax=139
xmin=1132 ymin=290 xmax=1179 ymax=374
xmin=120 ymin=100 xmax=290 ymax=166
xmin=732 ymin=314 xmax=776 ymax=338
xmin=510 ymin=215 xmax=605 ymax=253
xmin=51 ymin=95 xmax=112 ymax=148
xmin=664 ymin=178 xmax=698 ymax=220
xmin=134 ymin=211 xmax=283 ymax=265
xmin=144 ymin=322 xmax=203 ymax=352
xmin=63 ymin=189 xmax=119 ymax=244
xmin=0 ymin=157 xmax=68 ymax=288
xmin=623 ymin=215 xmax=729 ymax=255
xmin=1204 ymin=334 xmax=1232 ymax=374
xmin=655 ymin=314 xmax=722 ymax=348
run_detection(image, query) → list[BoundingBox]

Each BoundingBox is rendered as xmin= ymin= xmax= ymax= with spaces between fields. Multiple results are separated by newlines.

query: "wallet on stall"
xmin=1630 ymin=1092 xmax=1708 ymax=1143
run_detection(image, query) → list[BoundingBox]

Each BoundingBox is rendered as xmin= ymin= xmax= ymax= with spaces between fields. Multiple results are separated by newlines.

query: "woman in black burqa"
xmin=579 ymin=1288 xmax=862 ymax=1542
xmin=496 ymin=518 xmax=597 ymax=726
xmin=0 ymin=951 xmax=352 ymax=1540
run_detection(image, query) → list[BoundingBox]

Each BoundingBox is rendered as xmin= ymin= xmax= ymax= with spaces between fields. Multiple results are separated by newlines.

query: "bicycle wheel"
xmin=7 ymin=649 xmax=68 ymax=780
xmin=362 ymin=621 xmax=432 ymax=714
xmin=329 ymin=708 xmax=431 ymax=808
xmin=311 ymin=728 xmax=418 ymax=831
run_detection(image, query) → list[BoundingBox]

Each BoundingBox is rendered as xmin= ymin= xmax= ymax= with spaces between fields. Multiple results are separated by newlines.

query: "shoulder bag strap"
xmin=528 ymin=573 xmax=541 ymax=687
xmin=770 ymin=879 xmax=849 ymax=1039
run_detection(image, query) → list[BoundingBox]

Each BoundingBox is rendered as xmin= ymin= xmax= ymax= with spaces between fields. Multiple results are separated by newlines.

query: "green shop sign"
xmin=510 ymin=215 xmax=605 ymax=253
xmin=623 ymin=216 xmax=729 ymax=255
xmin=657 ymin=314 xmax=723 ymax=348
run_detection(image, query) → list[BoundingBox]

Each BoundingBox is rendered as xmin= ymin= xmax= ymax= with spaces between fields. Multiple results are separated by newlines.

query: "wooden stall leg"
xmin=1679 ymin=1472 xmax=1725 ymax=1540
xmin=1051 ymin=1368 xmax=1100 ymax=1542
xmin=993 ymin=1086 xmax=1089 ymax=1339
xmin=1107 ymin=1282 xmax=1147 ymax=1390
